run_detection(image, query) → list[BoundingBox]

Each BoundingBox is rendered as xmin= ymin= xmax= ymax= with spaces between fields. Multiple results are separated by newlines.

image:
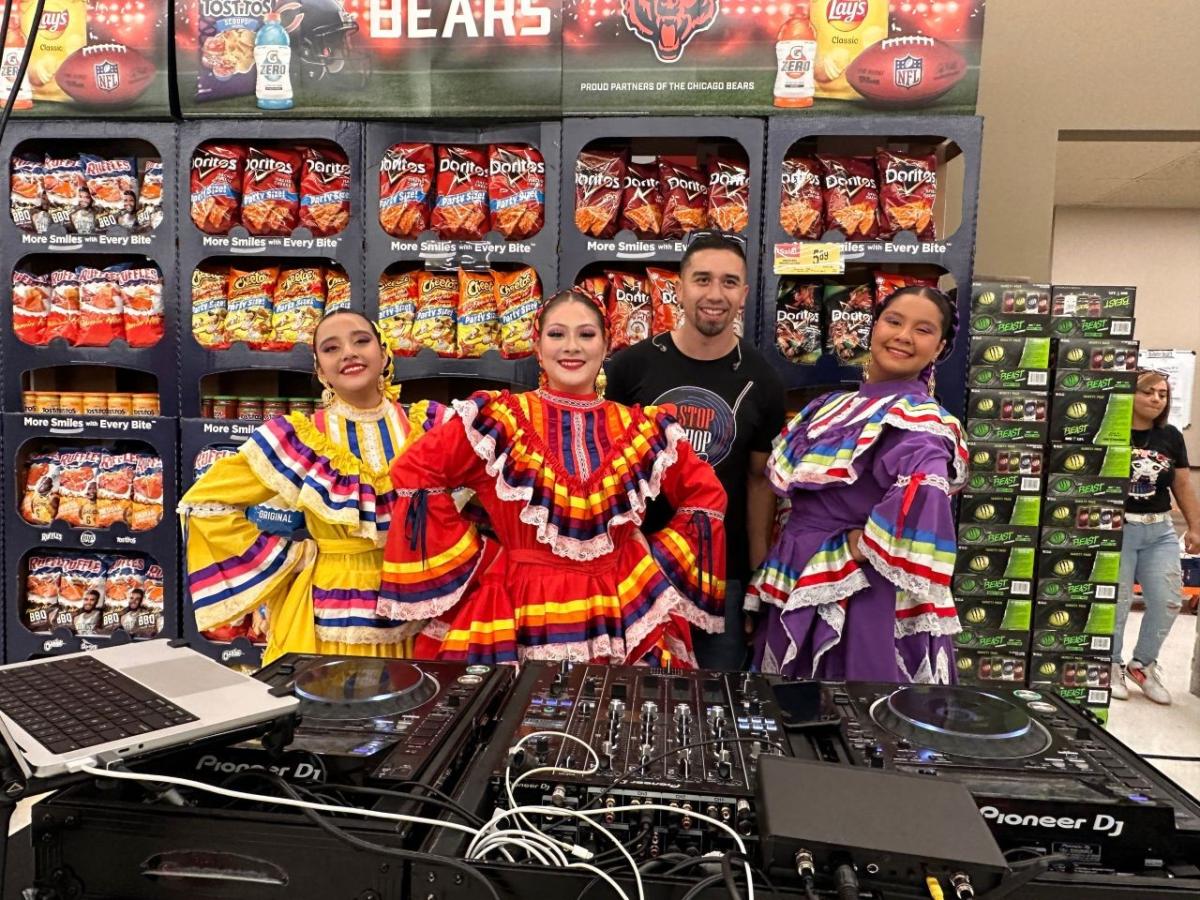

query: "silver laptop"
xmin=0 ymin=640 xmax=298 ymax=781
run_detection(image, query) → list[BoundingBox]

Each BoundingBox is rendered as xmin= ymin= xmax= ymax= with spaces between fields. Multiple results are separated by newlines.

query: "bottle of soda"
xmin=255 ymin=11 xmax=294 ymax=111
xmin=0 ymin=13 xmax=33 ymax=110
xmin=773 ymin=2 xmax=817 ymax=109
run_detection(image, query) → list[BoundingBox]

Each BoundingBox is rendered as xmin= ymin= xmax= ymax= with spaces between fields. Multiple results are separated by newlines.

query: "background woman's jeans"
xmin=1114 ymin=518 xmax=1184 ymax=666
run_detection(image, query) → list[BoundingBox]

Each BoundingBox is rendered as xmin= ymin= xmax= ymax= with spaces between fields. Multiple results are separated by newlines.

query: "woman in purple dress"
xmin=747 ymin=286 xmax=968 ymax=683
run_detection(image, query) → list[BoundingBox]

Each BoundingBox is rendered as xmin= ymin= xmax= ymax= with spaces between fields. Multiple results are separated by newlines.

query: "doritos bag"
xmin=574 ymin=150 xmax=625 ymax=238
xmin=432 ymin=146 xmax=489 ymax=240
xmin=12 ymin=270 xmax=50 ymax=345
xmin=412 ymin=270 xmax=459 ymax=357
xmin=775 ymin=281 xmax=822 ymax=365
xmin=242 ymin=147 xmax=301 ymax=236
xmin=876 ymin=150 xmax=937 ymax=240
xmin=817 ymin=156 xmax=879 ymax=239
xmin=824 ymin=283 xmax=874 ymax=365
xmin=780 ymin=157 xmax=824 ymax=240
xmin=190 ymin=143 xmax=245 ymax=235
xmin=379 ymin=271 xmax=419 ymax=356
xmin=45 ymin=267 xmax=80 ymax=345
xmin=457 ymin=270 xmax=500 ymax=359
xmin=119 ymin=267 xmax=164 ymax=348
xmin=191 ymin=266 xmax=230 ymax=349
xmin=75 ymin=265 xmax=125 ymax=347
xmin=606 ymin=271 xmax=652 ymax=353
xmin=659 ymin=161 xmax=708 ymax=239
xmin=620 ymin=161 xmax=663 ymax=239
xmin=647 ymin=267 xmax=682 ymax=334
xmin=489 ymin=144 xmax=545 ymax=240
xmin=494 ymin=267 xmax=540 ymax=360
xmin=299 ymin=146 xmax=351 ymax=237
xmin=574 ymin=276 xmax=609 ymax=312
xmin=225 ymin=266 xmax=278 ymax=349
xmin=379 ymin=143 xmax=434 ymax=238
xmin=706 ymin=158 xmax=750 ymax=233
xmin=270 ymin=267 xmax=325 ymax=350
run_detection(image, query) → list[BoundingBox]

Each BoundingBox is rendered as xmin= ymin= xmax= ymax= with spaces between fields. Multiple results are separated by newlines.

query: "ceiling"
xmin=1054 ymin=140 xmax=1200 ymax=208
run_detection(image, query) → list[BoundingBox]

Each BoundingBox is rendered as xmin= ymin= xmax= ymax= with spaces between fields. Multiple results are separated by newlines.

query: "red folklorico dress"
xmin=377 ymin=387 xmax=728 ymax=666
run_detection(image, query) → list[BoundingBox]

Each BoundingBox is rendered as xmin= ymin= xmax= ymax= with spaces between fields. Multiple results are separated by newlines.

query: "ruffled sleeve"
xmin=178 ymin=449 xmax=313 ymax=634
xmin=859 ymin=430 xmax=962 ymax=636
xmin=645 ymin=421 xmax=727 ymax=630
xmin=377 ymin=417 xmax=492 ymax=622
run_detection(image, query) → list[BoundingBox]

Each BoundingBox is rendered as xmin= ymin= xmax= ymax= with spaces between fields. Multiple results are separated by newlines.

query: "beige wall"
xmin=1050 ymin=207 xmax=1200 ymax=459
xmin=975 ymin=1 xmax=1200 ymax=280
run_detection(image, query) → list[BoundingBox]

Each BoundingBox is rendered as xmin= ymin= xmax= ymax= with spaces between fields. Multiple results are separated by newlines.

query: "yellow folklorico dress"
xmin=178 ymin=396 xmax=446 ymax=665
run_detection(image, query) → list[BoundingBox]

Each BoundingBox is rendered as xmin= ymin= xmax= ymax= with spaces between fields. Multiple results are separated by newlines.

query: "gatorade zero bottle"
xmin=774 ymin=3 xmax=817 ymax=108
xmin=255 ymin=11 xmax=294 ymax=110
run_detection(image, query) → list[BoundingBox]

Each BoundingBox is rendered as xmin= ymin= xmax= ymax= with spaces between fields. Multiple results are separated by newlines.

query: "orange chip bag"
xmin=57 ymin=555 xmax=105 ymax=611
xmin=457 ymin=270 xmax=500 ymax=359
xmin=325 ymin=268 xmax=352 ymax=312
xmin=379 ymin=143 xmax=434 ymax=238
xmin=299 ymin=146 xmax=351 ymax=237
xmin=412 ymin=270 xmax=459 ymax=357
xmin=25 ymin=555 xmax=62 ymax=632
xmin=95 ymin=451 xmax=137 ymax=528
xmin=242 ymin=147 xmax=301 ymax=236
xmin=191 ymin=266 xmax=230 ymax=349
xmin=118 ymin=266 xmax=164 ymax=348
xmin=56 ymin=449 xmax=102 ymax=527
xmin=876 ymin=150 xmax=937 ymax=240
xmin=574 ymin=150 xmax=625 ymax=238
xmin=659 ymin=161 xmax=708 ymax=239
xmin=574 ymin=275 xmax=609 ymax=312
xmin=12 ymin=270 xmax=50 ymax=345
xmin=488 ymin=144 xmax=545 ymax=240
xmin=619 ymin=161 xmax=663 ymax=239
xmin=432 ymin=146 xmax=489 ymax=240
xmin=606 ymin=271 xmax=652 ymax=353
xmin=873 ymin=272 xmax=938 ymax=309
xmin=270 ymin=267 xmax=325 ymax=350
xmin=129 ymin=454 xmax=164 ymax=532
xmin=225 ymin=266 xmax=278 ymax=349
xmin=780 ymin=157 xmax=824 ymax=240
xmin=495 ymin=267 xmax=540 ymax=359
xmin=817 ymin=156 xmax=879 ymax=239
xmin=46 ymin=267 xmax=80 ymax=346
xmin=190 ymin=143 xmax=244 ymax=235
xmin=75 ymin=266 xmax=125 ymax=347
xmin=647 ymin=267 xmax=682 ymax=334
xmin=379 ymin=271 xmax=419 ymax=356
xmin=706 ymin=158 xmax=750 ymax=233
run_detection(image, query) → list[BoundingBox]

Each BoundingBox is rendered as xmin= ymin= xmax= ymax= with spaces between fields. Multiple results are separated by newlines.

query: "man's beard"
xmin=692 ymin=309 xmax=731 ymax=337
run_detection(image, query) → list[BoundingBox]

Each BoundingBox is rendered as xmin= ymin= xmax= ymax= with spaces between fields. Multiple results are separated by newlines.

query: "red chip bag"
xmin=130 ymin=454 xmax=164 ymax=532
xmin=432 ymin=146 xmax=489 ymax=240
xmin=488 ymin=144 xmax=545 ymax=240
xmin=119 ymin=267 xmax=164 ymax=348
xmin=299 ymin=146 xmax=351 ymax=237
xmin=44 ymin=156 xmax=93 ymax=233
xmin=46 ymin=267 xmax=80 ymax=346
xmin=325 ymin=268 xmax=352 ymax=312
xmin=379 ymin=271 xmax=419 ymax=356
xmin=243 ymin=147 xmax=301 ymax=236
xmin=12 ymin=270 xmax=50 ymax=345
xmin=225 ymin=266 xmax=278 ymax=349
xmin=873 ymin=272 xmax=938 ymax=309
xmin=412 ymin=270 xmax=459 ymax=357
xmin=75 ymin=266 xmax=125 ymax=347
xmin=457 ymin=270 xmax=500 ymax=359
xmin=574 ymin=150 xmax=625 ymax=238
xmin=780 ymin=157 xmax=824 ymax=239
xmin=606 ymin=271 xmax=652 ymax=353
xmin=620 ymin=161 xmax=662 ymax=239
xmin=574 ymin=276 xmax=609 ymax=313
xmin=706 ymin=158 xmax=750 ymax=233
xmin=659 ymin=161 xmax=707 ymax=239
xmin=647 ymin=267 xmax=682 ymax=335
xmin=190 ymin=143 xmax=245 ymax=235
xmin=495 ymin=267 xmax=540 ymax=359
xmin=379 ymin=143 xmax=434 ymax=238
xmin=817 ymin=156 xmax=879 ymax=239
xmin=57 ymin=554 xmax=105 ymax=611
xmin=96 ymin=451 xmax=137 ymax=528
xmin=876 ymin=150 xmax=937 ymax=240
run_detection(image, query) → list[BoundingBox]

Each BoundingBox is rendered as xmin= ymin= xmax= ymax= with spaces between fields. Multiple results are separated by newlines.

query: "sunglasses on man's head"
xmin=683 ymin=229 xmax=748 ymax=249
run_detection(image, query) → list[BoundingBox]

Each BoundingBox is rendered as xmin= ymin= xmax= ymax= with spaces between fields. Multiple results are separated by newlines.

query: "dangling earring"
xmin=317 ymin=372 xmax=336 ymax=408
xmin=594 ymin=368 xmax=607 ymax=400
xmin=538 ymin=369 xmax=549 ymax=390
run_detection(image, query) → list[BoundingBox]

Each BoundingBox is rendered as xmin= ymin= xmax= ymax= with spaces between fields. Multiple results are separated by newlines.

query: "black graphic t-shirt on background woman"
xmin=1128 ymin=424 xmax=1189 ymax=515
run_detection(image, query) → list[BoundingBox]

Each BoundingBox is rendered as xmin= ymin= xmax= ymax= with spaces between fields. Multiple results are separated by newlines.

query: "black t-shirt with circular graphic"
xmin=1127 ymin=424 xmax=1189 ymax=515
xmin=606 ymin=334 xmax=786 ymax=580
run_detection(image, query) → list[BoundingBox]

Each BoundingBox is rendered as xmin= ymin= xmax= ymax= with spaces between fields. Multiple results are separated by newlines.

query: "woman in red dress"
xmin=377 ymin=289 xmax=727 ymax=666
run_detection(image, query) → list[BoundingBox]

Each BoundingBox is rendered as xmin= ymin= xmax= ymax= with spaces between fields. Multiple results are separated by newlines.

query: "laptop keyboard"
xmin=0 ymin=654 xmax=198 ymax=754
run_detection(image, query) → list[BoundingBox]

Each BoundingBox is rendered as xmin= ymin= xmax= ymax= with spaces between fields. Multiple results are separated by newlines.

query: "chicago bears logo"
xmin=622 ymin=0 xmax=720 ymax=64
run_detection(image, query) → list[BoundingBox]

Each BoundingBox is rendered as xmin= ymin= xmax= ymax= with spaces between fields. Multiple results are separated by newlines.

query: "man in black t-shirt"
xmin=606 ymin=232 xmax=785 ymax=670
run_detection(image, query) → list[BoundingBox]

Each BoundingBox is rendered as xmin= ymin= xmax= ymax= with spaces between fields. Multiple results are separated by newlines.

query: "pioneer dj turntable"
xmin=834 ymin=683 xmax=1200 ymax=873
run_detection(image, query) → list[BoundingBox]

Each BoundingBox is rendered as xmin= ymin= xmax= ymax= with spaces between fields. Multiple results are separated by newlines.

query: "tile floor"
xmin=1107 ymin=608 xmax=1200 ymax=800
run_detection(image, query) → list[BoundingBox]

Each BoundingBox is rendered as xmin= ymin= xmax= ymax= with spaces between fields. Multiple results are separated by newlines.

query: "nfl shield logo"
xmin=94 ymin=61 xmax=120 ymax=93
xmin=894 ymin=54 xmax=923 ymax=90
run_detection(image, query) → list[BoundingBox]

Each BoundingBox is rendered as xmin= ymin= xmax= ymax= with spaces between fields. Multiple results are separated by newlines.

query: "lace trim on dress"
xmin=675 ymin=506 xmax=726 ymax=522
xmin=859 ymin=540 xmax=954 ymax=608
xmin=895 ymin=473 xmax=953 ymax=494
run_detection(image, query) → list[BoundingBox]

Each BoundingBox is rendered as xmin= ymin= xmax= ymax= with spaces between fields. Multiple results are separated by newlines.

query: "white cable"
xmin=497 ymin=730 xmax=601 ymax=855
xmin=470 ymin=829 xmax=571 ymax=866
xmin=473 ymin=833 xmax=556 ymax=866
xmin=76 ymin=764 xmax=482 ymax=840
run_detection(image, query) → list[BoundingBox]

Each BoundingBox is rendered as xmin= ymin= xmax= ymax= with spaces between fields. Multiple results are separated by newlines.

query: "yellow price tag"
xmin=774 ymin=242 xmax=844 ymax=276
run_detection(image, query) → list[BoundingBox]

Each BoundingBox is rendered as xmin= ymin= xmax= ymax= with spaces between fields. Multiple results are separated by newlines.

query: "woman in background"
xmin=1112 ymin=369 xmax=1200 ymax=704
xmin=747 ymin=286 xmax=968 ymax=683
xmin=179 ymin=310 xmax=447 ymax=664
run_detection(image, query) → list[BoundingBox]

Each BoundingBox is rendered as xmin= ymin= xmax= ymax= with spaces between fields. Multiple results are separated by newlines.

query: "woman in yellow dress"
xmin=179 ymin=310 xmax=447 ymax=664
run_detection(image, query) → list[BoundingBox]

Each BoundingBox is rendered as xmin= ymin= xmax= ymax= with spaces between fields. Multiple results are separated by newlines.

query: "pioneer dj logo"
xmin=980 ymin=806 xmax=1125 ymax=837
xmin=622 ymin=0 xmax=719 ymax=64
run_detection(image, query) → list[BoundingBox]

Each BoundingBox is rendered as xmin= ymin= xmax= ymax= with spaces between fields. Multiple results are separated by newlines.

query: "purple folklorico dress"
xmin=747 ymin=378 xmax=969 ymax=683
